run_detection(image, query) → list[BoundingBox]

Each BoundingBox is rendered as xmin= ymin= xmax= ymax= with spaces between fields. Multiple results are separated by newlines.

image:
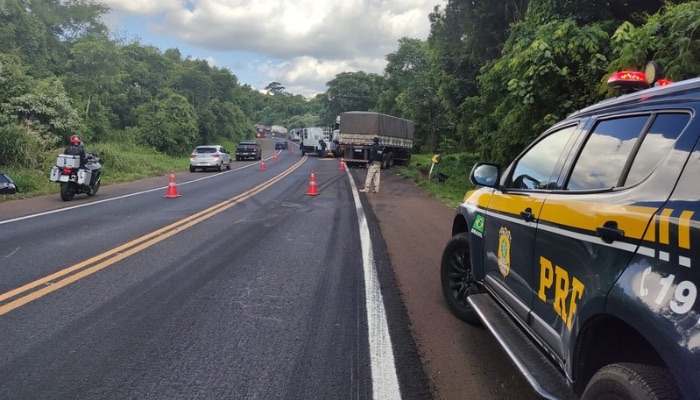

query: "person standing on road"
xmin=319 ymin=139 xmax=327 ymax=158
xmin=359 ymin=137 xmax=383 ymax=194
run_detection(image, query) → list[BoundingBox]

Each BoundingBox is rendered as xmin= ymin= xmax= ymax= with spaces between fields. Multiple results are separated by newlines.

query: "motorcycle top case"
xmin=56 ymin=154 xmax=80 ymax=168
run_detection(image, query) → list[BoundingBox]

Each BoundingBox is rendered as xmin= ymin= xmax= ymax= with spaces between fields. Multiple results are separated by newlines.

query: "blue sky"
xmin=101 ymin=0 xmax=445 ymax=97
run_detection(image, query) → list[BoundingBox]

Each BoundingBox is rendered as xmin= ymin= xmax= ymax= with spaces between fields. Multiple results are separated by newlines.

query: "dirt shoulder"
xmin=359 ymin=169 xmax=538 ymax=400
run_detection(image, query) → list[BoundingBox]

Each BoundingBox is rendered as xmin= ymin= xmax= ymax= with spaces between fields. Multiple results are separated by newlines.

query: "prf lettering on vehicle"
xmin=538 ymin=257 xmax=585 ymax=332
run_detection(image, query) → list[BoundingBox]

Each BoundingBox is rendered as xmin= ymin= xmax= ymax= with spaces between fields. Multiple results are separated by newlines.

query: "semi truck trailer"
xmin=331 ymin=111 xmax=414 ymax=169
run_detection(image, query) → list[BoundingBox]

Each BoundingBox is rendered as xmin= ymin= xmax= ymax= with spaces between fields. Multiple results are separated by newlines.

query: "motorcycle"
xmin=49 ymin=153 xmax=102 ymax=201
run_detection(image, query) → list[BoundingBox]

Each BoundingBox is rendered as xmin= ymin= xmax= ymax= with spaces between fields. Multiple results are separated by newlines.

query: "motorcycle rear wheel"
xmin=60 ymin=182 xmax=75 ymax=201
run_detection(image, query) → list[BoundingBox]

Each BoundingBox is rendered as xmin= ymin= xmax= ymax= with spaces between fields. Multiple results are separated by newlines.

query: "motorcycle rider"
xmin=64 ymin=135 xmax=87 ymax=167
xmin=63 ymin=134 xmax=100 ymax=186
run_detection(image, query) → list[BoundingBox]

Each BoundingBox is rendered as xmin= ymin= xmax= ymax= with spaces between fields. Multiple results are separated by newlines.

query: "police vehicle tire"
xmin=582 ymin=363 xmax=681 ymax=400
xmin=440 ymin=232 xmax=482 ymax=326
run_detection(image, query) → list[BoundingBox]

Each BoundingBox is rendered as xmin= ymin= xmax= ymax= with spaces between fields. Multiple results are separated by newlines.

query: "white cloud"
xmin=102 ymin=0 xmax=445 ymax=95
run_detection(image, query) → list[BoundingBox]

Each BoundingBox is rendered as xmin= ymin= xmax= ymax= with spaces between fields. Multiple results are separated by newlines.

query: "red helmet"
xmin=70 ymin=135 xmax=82 ymax=145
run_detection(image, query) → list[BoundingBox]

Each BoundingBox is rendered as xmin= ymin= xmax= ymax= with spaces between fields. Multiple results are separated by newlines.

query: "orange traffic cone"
xmin=164 ymin=171 xmax=181 ymax=198
xmin=339 ymin=157 xmax=346 ymax=170
xmin=306 ymin=169 xmax=319 ymax=196
xmin=260 ymin=159 xmax=266 ymax=170
xmin=273 ymin=153 xmax=279 ymax=162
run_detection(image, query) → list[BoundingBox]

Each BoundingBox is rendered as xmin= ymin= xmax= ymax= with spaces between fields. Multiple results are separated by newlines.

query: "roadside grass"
xmin=394 ymin=152 xmax=481 ymax=208
xmin=0 ymin=142 xmax=191 ymax=202
xmin=2 ymin=141 xmax=481 ymax=207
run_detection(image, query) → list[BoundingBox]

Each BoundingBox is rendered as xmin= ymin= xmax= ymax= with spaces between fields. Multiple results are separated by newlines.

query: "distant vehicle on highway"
xmin=235 ymin=140 xmax=262 ymax=161
xmin=275 ymin=140 xmax=289 ymax=150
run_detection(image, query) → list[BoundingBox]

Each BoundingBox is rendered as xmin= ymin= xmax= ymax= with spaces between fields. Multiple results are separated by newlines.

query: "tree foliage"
xmin=136 ymin=90 xmax=198 ymax=155
xmin=1 ymin=0 xmax=699 ymax=176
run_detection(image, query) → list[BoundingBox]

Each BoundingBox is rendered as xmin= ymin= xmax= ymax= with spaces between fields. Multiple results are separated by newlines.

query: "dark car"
xmin=440 ymin=70 xmax=700 ymax=399
xmin=0 ymin=172 xmax=18 ymax=195
xmin=275 ymin=140 xmax=289 ymax=150
xmin=235 ymin=140 xmax=262 ymax=161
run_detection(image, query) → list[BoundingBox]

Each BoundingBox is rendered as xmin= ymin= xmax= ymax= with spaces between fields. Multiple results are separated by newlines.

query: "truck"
xmin=331 ymin=111 xmax=414 ymax=169
xmin=298 ymin=127 xmax=327 ymax=156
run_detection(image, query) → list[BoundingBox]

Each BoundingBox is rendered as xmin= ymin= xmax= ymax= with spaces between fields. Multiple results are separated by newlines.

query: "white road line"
xmin=345 ymin=166 xmax=402 ymax=400
xmin=0 ymin=162 xmax=264 ymax=226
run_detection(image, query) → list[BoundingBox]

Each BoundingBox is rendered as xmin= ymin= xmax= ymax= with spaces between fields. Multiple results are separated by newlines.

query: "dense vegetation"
xmin=1 ymin=0 xmax=699 ymax=200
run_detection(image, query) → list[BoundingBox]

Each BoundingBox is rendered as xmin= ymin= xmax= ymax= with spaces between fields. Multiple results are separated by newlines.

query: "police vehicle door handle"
xmin=596 ymin=221 xmax=625 ymax=244
xmin=520 ymin=208 xmax=536 ymax=222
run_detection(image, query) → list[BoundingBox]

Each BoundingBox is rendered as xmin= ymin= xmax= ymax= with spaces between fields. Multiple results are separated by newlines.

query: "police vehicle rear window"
xmin=567 ymin=115 xmax=649 ymax=191
xmin=625 ymin=113 xmax=690 ymax=185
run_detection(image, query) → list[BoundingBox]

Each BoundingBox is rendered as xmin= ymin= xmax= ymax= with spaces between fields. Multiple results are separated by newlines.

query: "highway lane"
xmin=0 ymin=141 xmax=430 ymax=399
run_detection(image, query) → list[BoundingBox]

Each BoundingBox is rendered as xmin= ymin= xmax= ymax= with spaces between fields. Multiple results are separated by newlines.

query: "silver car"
xmin=189 ymin=145 xmax=232 ymax=172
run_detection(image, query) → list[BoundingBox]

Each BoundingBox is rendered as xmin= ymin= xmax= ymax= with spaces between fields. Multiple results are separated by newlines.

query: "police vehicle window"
xmin=625 ymin=113 xmax=690 ymax=185
xmin=567 ymin=115 xmax=648 ymax=191
xmin=507 ymin=126 xmax=577 ymax=190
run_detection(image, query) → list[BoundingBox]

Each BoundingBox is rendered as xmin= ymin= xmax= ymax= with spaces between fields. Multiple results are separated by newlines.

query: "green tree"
xmin=264 ymin=81 xmax=286 ymax=95
xmin=2 ymin=77 xmax=85 ymax=141
xmin=136 ymin=90 xmax=198 ymax=155
xmin=322 ymin=71 xmax=381 ymax=123
xmin=471 ymin=14 xmax=610 ymax=165
xmin=608 ymin=2 xmax=700 ymax=81
xmin=380 ymin=37 xmax=444 ymax=152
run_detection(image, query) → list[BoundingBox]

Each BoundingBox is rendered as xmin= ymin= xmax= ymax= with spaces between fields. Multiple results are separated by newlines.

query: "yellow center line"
xmin=0 ymin=157 xmax=308 ymax=316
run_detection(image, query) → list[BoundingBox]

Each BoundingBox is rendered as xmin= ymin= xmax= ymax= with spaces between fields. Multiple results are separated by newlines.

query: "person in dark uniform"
xmin=320 ymin=139 xmax=327 ymax=158
xmin=359 ymin=137 xmax=382 ymax=194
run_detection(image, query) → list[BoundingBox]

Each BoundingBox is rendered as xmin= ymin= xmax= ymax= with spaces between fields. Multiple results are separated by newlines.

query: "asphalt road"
xmin=0 ymin=139 xmax=540 ymax=400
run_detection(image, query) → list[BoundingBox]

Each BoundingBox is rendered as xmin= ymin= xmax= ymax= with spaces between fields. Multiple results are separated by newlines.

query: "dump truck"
xmin=331 ymin=111 xmax=414 ymax=168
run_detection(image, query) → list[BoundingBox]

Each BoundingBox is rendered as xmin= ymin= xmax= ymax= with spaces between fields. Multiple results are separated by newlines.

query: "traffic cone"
xmin=339 ymin=157 xmax=346 ymax=170
xmin=164 ymin=170 xmax=181 ymax=198
xmin=260 ymin=159 xmax=266 ymax=170
xmin=306 ymin=169 xmax=319 ymax=196
xmin=273 ymin=153 xmax=279 ymax=162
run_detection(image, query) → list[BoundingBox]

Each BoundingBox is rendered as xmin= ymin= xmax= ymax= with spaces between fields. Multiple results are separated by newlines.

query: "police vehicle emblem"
xmin=498 ymin=227 xmax=511 ymax=277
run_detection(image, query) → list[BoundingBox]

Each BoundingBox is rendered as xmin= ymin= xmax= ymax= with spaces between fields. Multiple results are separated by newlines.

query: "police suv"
xmin=441 ymin=69 xmax=700 ymax=399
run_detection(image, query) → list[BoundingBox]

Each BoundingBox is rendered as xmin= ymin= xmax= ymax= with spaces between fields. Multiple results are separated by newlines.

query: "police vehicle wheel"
xmin=440 ymin=232 xmax=482 ymax=325
xmin=582 ymin=363 xmax=681 ymax=400
xmin=60 ymin=182 xmax=75 ymax=201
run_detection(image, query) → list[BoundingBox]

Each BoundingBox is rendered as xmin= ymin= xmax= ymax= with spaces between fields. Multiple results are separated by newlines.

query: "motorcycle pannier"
xmin=49 ymin=166 xmax=60 ymax=182
xmin=77 ymin=169 xmax=91 ymax=185
xmin=56 ymin=154 xmax=81 ymax=168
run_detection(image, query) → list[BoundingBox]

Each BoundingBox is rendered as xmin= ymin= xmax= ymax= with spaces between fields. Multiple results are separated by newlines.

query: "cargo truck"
xmin=331 ymin=112 xmax=414 ymax=169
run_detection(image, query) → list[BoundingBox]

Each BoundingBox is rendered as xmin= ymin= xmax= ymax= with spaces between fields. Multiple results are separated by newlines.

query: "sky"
xmin=101 ymin=0 xmax=447 ymax=98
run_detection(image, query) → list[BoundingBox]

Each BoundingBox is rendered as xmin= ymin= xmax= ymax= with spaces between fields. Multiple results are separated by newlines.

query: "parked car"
xmin=235 ymin=140 xmax=262 ymax=161
xmin=0 ymin=172 xmax=18 ymax=195
xmin=275 ymin=140 xmax=289 ymax=150
xmin=189 ymin=145 xmax=231 ymax=172
xmin=440 ymin=69 xmax=700 ymax=399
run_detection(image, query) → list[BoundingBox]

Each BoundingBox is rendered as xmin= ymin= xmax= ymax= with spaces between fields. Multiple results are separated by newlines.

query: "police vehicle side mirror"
xmin=470 ymin=163 xmax=500 ymax=188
